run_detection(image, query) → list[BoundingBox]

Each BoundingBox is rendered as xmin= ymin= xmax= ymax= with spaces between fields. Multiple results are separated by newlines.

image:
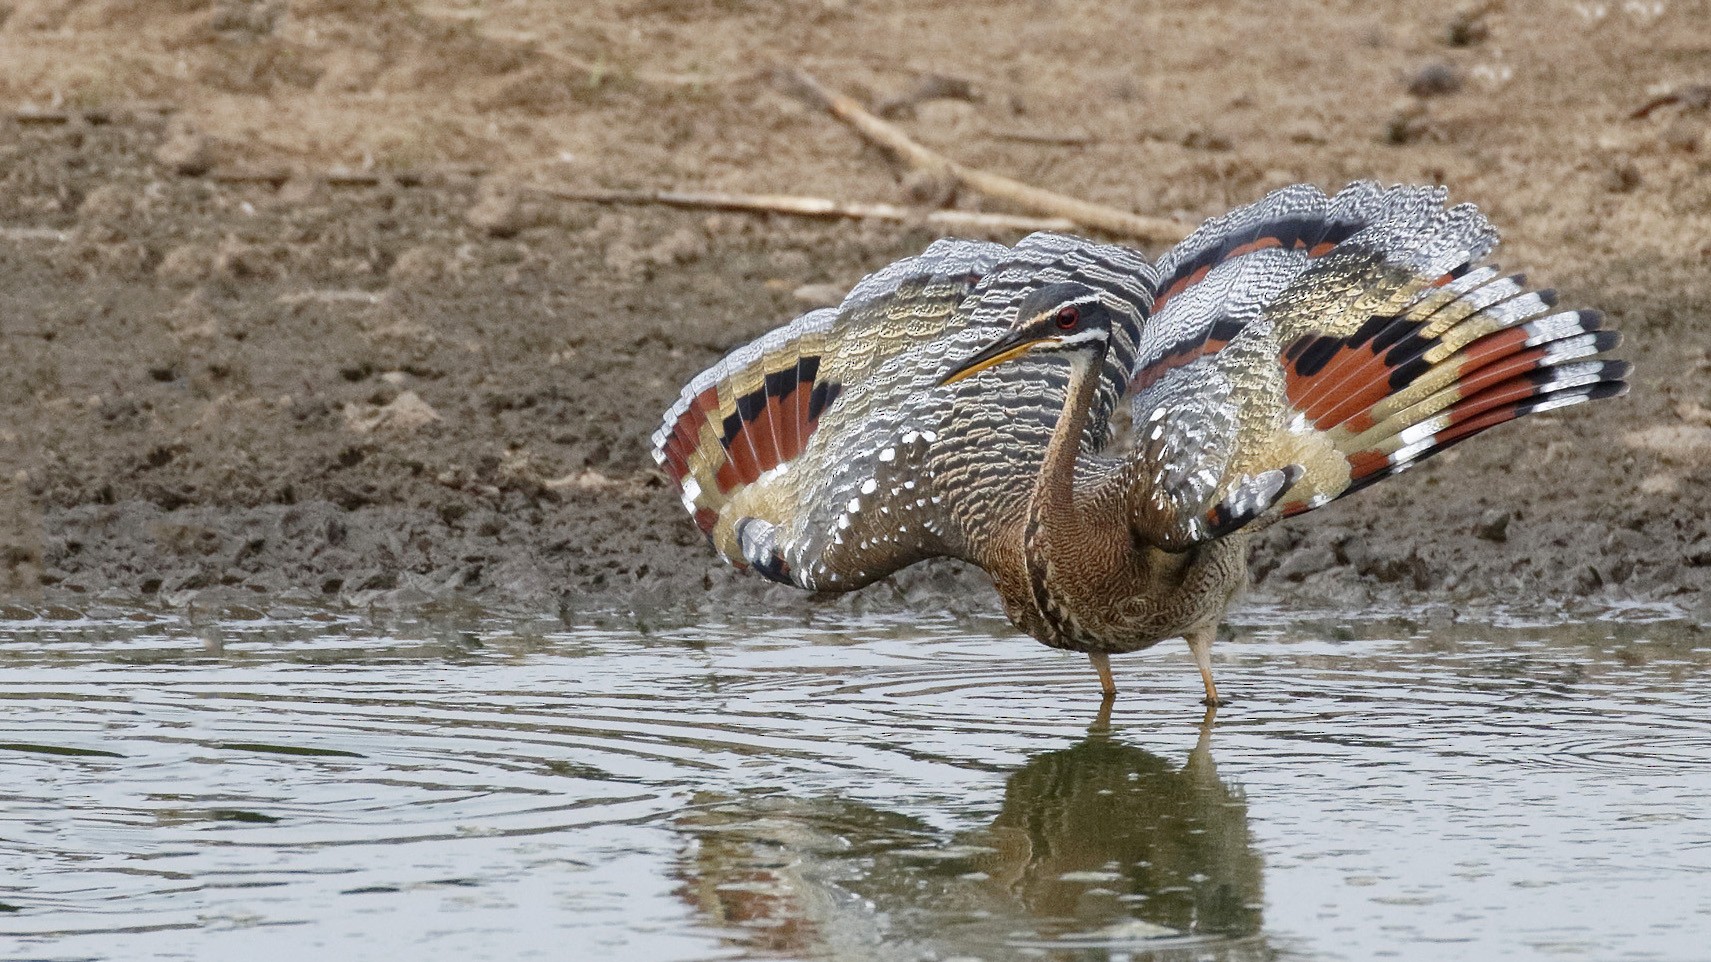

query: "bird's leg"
xmin=1088 ymin=651 xmax=1116 ymax=697
xmin=1186 ymin=628 xmax=1223 ymax=706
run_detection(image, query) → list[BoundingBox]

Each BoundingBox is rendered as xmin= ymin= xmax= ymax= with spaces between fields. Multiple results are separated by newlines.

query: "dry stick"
xmin=207 ymin=165 xmax=490 ymax=188
xmin=984 ymin=127 xmax=1098 ymax=147
xmin=781 ymin=68 xmax=1191 ymax=244
xmin=11 ymin=103 xmax=178 ymax=125
xmin=210 ymin=168 xmax=292 ymax=186
xmin=536 ymin=185 xmax=1079 ymax=233
xmin=1630 ymin=83 xmax=1711 ymax=120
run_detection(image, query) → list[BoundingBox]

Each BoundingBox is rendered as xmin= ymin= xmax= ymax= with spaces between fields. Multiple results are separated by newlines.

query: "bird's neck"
xmin=1026 ymin=350 xmax=1101 ymax=551
xmin=1017 ymin=348 xmax=1125 ymax=642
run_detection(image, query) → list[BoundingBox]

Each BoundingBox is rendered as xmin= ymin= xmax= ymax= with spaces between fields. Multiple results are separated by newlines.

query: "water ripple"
xmin=0 ymin=604 xmax=1707 ymax=960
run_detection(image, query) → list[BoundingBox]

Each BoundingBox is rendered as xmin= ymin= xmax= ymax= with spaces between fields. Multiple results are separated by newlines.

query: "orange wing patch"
xmin=657 ymin=354 xmax=845 ymax=535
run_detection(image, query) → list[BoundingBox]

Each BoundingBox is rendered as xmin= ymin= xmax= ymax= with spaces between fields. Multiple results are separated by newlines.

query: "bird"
xmin=651 ymin=182 xmax=1628 ymax=704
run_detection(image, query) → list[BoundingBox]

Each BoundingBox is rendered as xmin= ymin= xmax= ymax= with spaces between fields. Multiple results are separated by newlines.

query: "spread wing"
xmin=652 ymin=234 xmax=1156 ymax=591
xmin=1120 ymin=182 xmax=1626 ymax=549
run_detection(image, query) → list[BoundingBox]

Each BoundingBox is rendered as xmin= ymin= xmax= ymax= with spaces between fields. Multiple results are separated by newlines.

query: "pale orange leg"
xmin=1088 ymin=651 xmax=1116 ymax=698
xmin=1187 ymin=628 xmax=1222 ymax=706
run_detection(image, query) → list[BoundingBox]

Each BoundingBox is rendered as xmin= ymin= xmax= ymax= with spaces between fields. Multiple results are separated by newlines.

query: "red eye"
xmin=1055 ymin=306 xmax=1080 ymax=330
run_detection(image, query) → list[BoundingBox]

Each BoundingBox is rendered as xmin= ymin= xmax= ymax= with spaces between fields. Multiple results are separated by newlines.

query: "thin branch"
xmin=10 ymin=103 xmax=177 ymax=125
xmin=206 ymin=165 xmax=489 ymax=188
xmin=984 ymin=126 xmax=1097 ymax=147
xmin=1630 ymin=83 xmax=1711 ymax=120
xmin=535 ymin=185 xmax=1079 ymax=233
xmin=210 ymin=168 xmax=291 ymax=186
xmin=780 ymin=68 xmax=1191 ymax=244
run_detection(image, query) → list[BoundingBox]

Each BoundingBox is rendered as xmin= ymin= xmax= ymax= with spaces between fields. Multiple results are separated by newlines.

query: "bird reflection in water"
xmin=675 ymin=708 xmax=1264 ymax=958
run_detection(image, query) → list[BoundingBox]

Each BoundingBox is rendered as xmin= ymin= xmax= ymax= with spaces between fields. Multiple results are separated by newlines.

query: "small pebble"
xmin=1603 ymin=162 xmax=1642 ymax=193
xmin=1474 ymin=509 xmax=1510 ymax=543
xmin=1445 ymin=8 xmax=1490 ymax=47
xmin=1660 ymin=120 xmax=1703 ymax=152
xmin=1385 ymin=100 xmax=1429 ymax=145
xmin=900 ymin=168 xmax=957 ymax=207
xmin=1684 ymin=539 xmax=1711 ymax=567
xmin=155 ymin=130 xmax=211 ymax=176
xmin=465 ymin=189 xmax=544 ymax=238
xmin=1180 ymin=128 xmax=1233 ymax=151
xmin=1408 ymin=63 xmax=1462 ymax=98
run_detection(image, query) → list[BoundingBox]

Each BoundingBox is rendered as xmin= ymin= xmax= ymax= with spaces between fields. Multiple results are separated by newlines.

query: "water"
xmin=2 ymin=602 xmax=1709 ymax=961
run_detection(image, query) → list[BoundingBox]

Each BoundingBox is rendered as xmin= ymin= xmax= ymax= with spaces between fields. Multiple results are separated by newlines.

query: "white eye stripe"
xmin=1048 ymin=328 xmax=1110 ymax=348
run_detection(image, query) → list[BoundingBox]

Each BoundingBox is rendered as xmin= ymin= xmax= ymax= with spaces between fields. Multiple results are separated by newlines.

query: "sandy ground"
xmin=2 ymin=0 xmax=1709 ymax=619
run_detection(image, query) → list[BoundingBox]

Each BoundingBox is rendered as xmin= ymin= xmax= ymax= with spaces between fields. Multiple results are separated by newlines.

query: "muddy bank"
xmin=2 ymin=0 xmax=1709 ymax=621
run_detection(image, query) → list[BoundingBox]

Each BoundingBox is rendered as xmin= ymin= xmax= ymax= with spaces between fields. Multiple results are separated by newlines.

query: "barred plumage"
xmin=652 ymin=182 xmax=1629 ymax=703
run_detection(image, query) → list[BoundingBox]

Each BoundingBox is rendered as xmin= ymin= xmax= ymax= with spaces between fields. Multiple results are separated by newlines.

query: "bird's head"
xmin=939 ymin=282 xmax=1119 ymax=386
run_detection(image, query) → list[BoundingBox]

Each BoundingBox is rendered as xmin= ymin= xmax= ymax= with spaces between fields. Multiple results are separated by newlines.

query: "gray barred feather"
xmin=652 ymin=232 xmax=1157 ymax=590
xmin=1118 ymin=182 xmax=1512 ymax=543
xmin=782 ymin=233 xmax=1156 ymax=587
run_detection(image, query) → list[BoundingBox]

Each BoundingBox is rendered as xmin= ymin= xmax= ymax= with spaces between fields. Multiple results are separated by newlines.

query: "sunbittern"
xmin=652 ymin=183 xmax=1628 ymax=704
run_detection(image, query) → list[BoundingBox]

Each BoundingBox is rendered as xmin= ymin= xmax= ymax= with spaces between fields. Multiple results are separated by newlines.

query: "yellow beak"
xmin=939 ymin=333 xmax=1054 ymax=386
